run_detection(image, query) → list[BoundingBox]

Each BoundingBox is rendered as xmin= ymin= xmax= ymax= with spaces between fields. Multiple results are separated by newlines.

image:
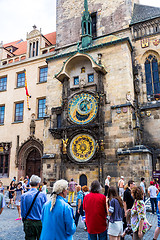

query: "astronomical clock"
xmin=67 ymin=92 xmax=98 ymax=163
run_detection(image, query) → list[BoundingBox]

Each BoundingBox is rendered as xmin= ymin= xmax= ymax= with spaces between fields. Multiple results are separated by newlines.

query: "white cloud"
xmin=0 ymin=0 xmax=160 ymax=44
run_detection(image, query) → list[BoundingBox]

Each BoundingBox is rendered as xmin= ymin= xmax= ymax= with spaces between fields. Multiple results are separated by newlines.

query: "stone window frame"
xmin=39 ymin=66 xmax=48 ymax=83
xmin=14 ymin=101 xmax=24 ymax=122
xmin=16 ymin=71 xmax=25 ymax=88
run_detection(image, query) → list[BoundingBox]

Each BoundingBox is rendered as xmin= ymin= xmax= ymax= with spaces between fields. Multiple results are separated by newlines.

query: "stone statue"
xmin=30 ymin=114 xmax=36 ymax=136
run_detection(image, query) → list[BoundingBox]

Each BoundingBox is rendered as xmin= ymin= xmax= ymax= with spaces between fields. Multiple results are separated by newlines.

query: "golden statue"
xmin=62 ymin=139 xmax=68 ymax=154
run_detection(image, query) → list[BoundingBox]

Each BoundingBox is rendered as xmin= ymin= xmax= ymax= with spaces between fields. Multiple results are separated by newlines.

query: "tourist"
xmin=131 ymin=186 xmax=151 ymax=240
xmin=118 ymin=176 xmax=124 ymax=199
xmin=0 ymin=192 xmax=5 ymax=214
xmin=106 ymin=186 xmax=123 ymax=239
xmin=14 ymin=182 xmax=23 ymax=220
xmin=21 ymin=175 xmax=47 ymax=240
xmin=7 ymin=180 xmax=15 ymax=209
xmin=42 ymin=181 xmax=47 ymax=195
xmin=148 ymin=181 xmax=158 ymax=215
xmin=105 ymin=175 xmax=111 ymax=196
xmin=40 ymin=179 xmax=76 ymax=240
xmin=153 ymin=186 xmax=160 ymax=240
xmin=0 ymin=181 xmax=4 ymax=194
xmin=153 ymin=178 xmax=159 ymax=190
xmin=140 ymin=178 xmax=146 ymax=202
xmin=74 ymin=185 xmax=84 ymax=226
xmin=83 ymin=180 xmax=107 ymax=240
xmin=68 ymin=178 xmax=77 ymax=203
xmin=123 ymin=180 xmax=135 ymax=217
xmin=82 ymin=185 xmax=90 ymax=231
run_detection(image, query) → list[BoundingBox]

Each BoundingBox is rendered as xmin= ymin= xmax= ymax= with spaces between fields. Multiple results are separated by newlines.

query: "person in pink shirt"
xmin=68 ymin=178 xmax=77 ymax=203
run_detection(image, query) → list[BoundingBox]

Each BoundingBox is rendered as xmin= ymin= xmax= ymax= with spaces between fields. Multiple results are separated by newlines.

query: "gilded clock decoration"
xmin=69 ymin=134 xmax=96 ymax=162
xmin=68 ymin=93 xmax=98 ymax=124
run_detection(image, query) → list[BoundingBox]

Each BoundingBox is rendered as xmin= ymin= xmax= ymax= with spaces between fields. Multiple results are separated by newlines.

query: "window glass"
xmin=17 ymin=72 xmax=25 ymax=87
xmin=145 ymin=55 xmax=160 ymax=97
xmin=0 ymin=106 xmax=5 ymax=124
xmin=57 ymin=114 xmax=61 ymax=128
xmin=74 ymin=76 xmax=79 ymax=85
xmin=15 ymin=102 xmax=24 ymax=122
xmin=0 ymin=154 xmax=9 ymax=176
xmin=39 ymin=67 xmax=48 ymax=83
xmin=0 ymin=77 xmax=7 ymax=91
xmin=88 ymin=74 xmax=94 ymax=83
xmin=38 ymin=98 xmax=46 ymax=118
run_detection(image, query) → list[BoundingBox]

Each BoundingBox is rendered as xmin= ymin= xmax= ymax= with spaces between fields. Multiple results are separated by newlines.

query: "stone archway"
xmin=17 ymin=136 xmax=43 ymax=180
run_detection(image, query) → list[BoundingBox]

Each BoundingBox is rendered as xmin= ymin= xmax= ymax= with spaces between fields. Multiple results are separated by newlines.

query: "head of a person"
xmin=52 ymin=179 xmax=68 ymax=197
xmin=43 ymin=181 xmax=47 ymax=185
xmin=107 ymin=175 xmax=111 ymax=180
xmin=131 ymin=186 xmax=143 ymax=200
xmin=128 ymin=180 xmax=135 ymax=189
xmin=141 ymin=177 xmax=145 ymax=182
xmin=71 ymin=178 xmax=74 ymax=181
xmin=82 ymin=185 xmax=89 ymax=193
xmin=17 ymin=182 xmax=22 ymax=188
xmin=76 ymin=185 xmax=81 ymax=192
xmin=150 ymin=181 xmax=154 ymax=185
xmin=90 ymin=180 xmax=102 ymax=193
xmin=108 ymin=186 xmax=123 ymax=208
xmin=121 ymin=176 xmax=124 ymax=180
xmin=30 ymin=175 xmax=41 ymax=187
xmin=50 ymin=179 xmax=68 ymax=211
xmin=13 ymin=177 xmax=16 ymax=180
xmin=108 ymin=186 xmax=118 ymax=199
xmin=24 ymin=179 xmax=28 ymax=184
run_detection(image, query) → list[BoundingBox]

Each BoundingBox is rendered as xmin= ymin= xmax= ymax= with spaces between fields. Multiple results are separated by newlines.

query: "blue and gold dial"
xmin=68 ymin=93 xmax=98 ymax=125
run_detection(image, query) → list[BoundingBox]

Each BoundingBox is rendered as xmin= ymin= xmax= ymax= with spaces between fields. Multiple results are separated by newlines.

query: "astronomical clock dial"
xmin=68 ymin=93 xmax=98 ymax=125
xmin=69 ymin=134 xmax=96 ymax=162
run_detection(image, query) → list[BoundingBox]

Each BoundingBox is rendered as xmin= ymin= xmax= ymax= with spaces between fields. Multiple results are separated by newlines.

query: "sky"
xmin=0 ymin=0 xmax=160 ymax=44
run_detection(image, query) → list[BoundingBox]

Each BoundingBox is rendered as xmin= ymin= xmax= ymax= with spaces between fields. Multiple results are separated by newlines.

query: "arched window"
xmin=145 ymin=55 xmax=160 ymax=97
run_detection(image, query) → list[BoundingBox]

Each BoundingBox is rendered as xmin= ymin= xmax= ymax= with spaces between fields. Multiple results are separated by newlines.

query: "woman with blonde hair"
xmin=40 ymin=179 xmax=76 ymax=240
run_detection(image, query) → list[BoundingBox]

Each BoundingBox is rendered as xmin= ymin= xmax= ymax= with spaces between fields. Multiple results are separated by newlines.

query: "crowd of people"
xmin=0 ymin=175 xmax=160 ymax=239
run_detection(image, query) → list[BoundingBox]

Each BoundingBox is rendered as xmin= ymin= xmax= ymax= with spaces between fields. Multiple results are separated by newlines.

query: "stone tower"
xmin=56 ymin=0 xmax=139 ymax=48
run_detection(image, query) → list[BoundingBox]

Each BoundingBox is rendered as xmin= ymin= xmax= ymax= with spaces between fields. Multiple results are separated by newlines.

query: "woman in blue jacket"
xmin=40 ymin=179 xmax=76 ymax=240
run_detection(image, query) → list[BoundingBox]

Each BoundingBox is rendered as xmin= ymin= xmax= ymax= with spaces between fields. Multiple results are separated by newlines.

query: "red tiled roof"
xmin=3 ymin=32 xmax=56 ymax=56
xmin=44 ymin=32 xmax=56 ymax=45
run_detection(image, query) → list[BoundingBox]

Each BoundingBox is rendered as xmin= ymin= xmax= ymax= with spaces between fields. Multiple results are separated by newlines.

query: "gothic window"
xmin=17 ymin=72 xmax=25 ymax=88
xmin=0 ymin=105 xmax=5 ymax=124
xmin=15 ymin=102 xmax=24 ymax=122
xmin=0 ymin=76 xmax=7 ymax=91
xmin=38 ymin=98 xmax=46 ymax=119
xmin=39 ymin=67 xmax=48 ymax=83
xmin=29 ymin=40 xmax=39 ymax=58
xmin=145 ymin=55 xmax=160 ymax=97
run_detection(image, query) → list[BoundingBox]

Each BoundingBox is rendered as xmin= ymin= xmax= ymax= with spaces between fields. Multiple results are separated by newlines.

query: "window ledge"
xmin=14 ymin=86 xmax=25 ymax=89
xmin=37 ymin=81 xmax=47 ymax=85
xmin=12 ymin=121 xmax=24 ymax=124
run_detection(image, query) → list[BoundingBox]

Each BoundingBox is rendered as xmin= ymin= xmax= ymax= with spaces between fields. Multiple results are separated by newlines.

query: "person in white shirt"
xmin=118 ymin=176 xmax=124 ymax=198
xmin=140 ymin=177 xmax=146 ymax=202
xmin=104 ymin=175 xmax=111 ymax=196
xmin=148 ymin=181 xmax=158 ymax=214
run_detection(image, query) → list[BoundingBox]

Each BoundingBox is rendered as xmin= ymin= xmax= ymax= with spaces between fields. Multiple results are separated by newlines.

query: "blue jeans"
xmin=88 ymin=230 xmax=108 ymax=240
xmin=150 ymin=197 xmax=157 ymax=214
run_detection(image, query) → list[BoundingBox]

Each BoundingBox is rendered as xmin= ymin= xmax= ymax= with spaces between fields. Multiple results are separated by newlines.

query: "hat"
xmin=30 ymin=175 xmax=41 ymax=184
xmin=107 ymin=175 xmax=111 ymax=178
xmin=121 ymin=176 xmax=124 ymax=179
xmin=150 ymin=181 xmax=154 ymax=185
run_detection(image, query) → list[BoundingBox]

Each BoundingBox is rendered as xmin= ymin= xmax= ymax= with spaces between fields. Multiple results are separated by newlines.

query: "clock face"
xmin=69 ymin=134 xmax=96 ymax=162
xmin=68 ymin=93 xmax=98 ymax=125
